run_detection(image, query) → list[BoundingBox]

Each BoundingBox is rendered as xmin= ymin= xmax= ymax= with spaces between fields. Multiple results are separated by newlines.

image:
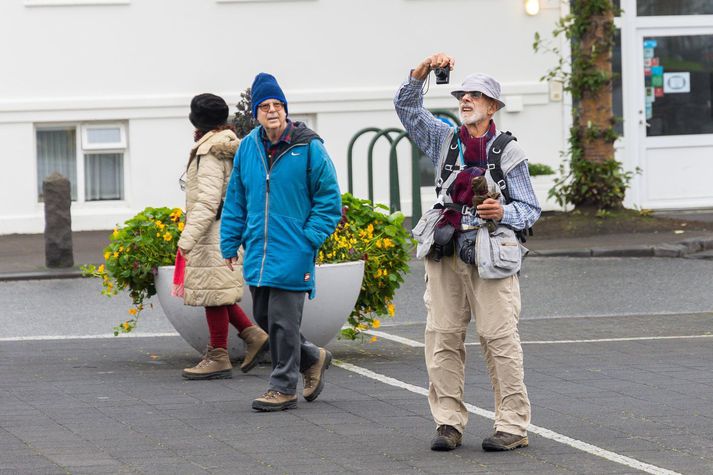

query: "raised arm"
xmin=393 ymin=53 xmax=455 ymax=165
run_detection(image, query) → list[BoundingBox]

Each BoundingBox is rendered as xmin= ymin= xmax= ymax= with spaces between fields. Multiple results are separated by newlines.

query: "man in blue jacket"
xmin=221 ymin=73 xmax=342 ymax=411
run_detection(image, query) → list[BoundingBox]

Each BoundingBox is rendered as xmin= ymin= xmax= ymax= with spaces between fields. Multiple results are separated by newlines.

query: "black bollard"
xmin=43 ymin=172 xmax=74 ymax=268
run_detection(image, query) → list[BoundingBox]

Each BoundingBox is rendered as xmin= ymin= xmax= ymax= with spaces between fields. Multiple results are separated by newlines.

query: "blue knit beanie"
xmin=251 ymin=72 xmax=288 ymax=117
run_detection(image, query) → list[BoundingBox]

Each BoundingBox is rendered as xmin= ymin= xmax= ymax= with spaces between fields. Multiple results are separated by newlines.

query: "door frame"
xmin=619 ymin=0 xmax=713 ymax=208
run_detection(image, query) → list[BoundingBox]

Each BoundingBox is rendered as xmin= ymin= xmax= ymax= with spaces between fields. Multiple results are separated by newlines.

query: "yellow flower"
xmin=104 ymin=251 xmax=110 ymax=260
xmin=375 ymin=239 xmax=383 ymax=249
xmin=113 ymin=251 xmax=119 ymax=258
xmin=169 ymin=208 xmax=183 ymax=222
xmin=156 ymin=233 xmax=161 ymax=237
xmin=112 ymin=228 xmax=119 ymax=238
xmin=177 ymin=222 xmax=185 ymax=232
xmin=369 ymin=336 xmax=378 ymax=343
xmin=156 ymin=221 xmax=166 ymax=230
xmin=383 ymin=238 xmax=394 ymax=249
xmin=387 ymin=303 xmax=395 ymax=316
xmin=128 ymin=308 xmax=138 ymax=316
xmin=121 ymin=322 xmax=130 ymax=331
xmin=372 ymin=319 xmax=381 ymax=329
xmin=97 ymin=264 xmax=105 ymax=274
xmin=163 ymin=232 xmax=173 ymax=241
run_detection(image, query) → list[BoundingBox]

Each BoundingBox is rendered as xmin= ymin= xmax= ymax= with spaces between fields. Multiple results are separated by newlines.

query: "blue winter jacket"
xmin=220 ymin=123 xmax=342 ymax=298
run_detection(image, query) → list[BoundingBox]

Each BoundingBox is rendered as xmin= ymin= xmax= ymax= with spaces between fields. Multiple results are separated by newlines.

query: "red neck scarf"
xmin=459 ymin=120 xmax=496 ymax=168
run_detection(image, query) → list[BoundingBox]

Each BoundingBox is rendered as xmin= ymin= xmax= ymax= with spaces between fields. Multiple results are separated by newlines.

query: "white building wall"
xmin=0 ymin=0 xmax=566 ymax=234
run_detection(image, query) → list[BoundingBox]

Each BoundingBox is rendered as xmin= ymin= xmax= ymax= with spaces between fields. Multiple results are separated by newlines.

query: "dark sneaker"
xmin=430 ymin=425 xmax=462 ymax=451
xmin=482 ymin=431 xmax=529 ymax=451
xmin=251 ymin=390 xmax=297 ymax=412
xmin=302 ymin=348 xmax=332 ymax=402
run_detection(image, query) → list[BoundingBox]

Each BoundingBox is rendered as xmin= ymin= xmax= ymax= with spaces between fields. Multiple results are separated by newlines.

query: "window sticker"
xmin=663 ymin=72 xmax=691 ymax=93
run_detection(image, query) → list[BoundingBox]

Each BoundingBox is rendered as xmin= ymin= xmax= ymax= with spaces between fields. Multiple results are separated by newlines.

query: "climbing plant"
xmin=534 ymin=0 xmax=636 ymax=210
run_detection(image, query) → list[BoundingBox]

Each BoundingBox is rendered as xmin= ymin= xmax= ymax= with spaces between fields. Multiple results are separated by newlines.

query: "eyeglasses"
xmin=257 ymin=102 xmax=285 ymax=113
xmin=453 ymin=91 xmax=484 ymax=101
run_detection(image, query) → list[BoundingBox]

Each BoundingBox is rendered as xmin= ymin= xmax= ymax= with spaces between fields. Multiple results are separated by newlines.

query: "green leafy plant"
xmin=317 ymin=193 xmax=414 ymax=340
xmin=81 ymin=207 xmax=184 ymax=335
xmin=528 ymin=162 xmax=555 ymax=176
xmin=232 ymin=88 xmax=256 ymax=140
xmin=534 ymin=0 xmax=636 ymax=211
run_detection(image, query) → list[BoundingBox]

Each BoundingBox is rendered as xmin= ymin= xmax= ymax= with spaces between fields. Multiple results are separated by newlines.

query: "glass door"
xmin=635 ymin=28 xmax=713 ymax=208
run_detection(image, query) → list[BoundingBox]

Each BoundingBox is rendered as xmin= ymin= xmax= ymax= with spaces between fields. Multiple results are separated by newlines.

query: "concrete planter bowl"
xmin=154 ymin=260 xmax=365 ymax=358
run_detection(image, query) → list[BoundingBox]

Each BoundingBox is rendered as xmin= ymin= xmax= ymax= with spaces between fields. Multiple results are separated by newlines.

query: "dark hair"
xmin=193 ymin=123 xmax=236 ymax=142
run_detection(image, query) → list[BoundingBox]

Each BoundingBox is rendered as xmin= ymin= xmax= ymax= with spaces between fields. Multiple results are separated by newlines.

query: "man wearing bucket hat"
xmin=394 ymin=53 xmax=540 ymax=452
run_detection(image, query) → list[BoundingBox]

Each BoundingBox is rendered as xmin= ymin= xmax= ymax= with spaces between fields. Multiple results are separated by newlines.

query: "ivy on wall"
xmin=534 ymin=0 xmax=637 ymax=210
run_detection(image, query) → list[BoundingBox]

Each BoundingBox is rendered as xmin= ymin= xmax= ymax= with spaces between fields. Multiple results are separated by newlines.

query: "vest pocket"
xmin=491 ymin=230 xmax=521 ymax=273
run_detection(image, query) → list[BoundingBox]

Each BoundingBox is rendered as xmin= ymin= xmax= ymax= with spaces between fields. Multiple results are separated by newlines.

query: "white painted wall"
xmin=0 ymin=0 xmax=566 ymax=234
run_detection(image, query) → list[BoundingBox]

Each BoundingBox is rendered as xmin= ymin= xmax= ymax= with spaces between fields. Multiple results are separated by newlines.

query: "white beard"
xmin=459 ymin=104 xmax=488 ymax=126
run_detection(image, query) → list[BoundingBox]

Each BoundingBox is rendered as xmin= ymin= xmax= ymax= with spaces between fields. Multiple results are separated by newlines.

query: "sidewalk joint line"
xmin=334 ymin=360 xmax=681 ymax=475
xmin=0 ymin=332 xmax=179 ymax=342
xmin=364 ymin=330 xmax=713 ymax=347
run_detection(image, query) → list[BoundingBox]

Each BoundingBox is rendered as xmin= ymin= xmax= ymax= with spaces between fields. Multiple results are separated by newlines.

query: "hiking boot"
xmin=182 ymin=346 xmax=232 ymax=380
xmin=482 ymin=431 xmax=529 ymax=451
xmin=238 ymin=325 xmax=269 ymax=373
xmin=302 ymin=348 xmax=332 ymax=402
xmin=251 ymin=390 xmax=297 ymax=412
xmin=430 ymin=425 xmax=463 ymax=451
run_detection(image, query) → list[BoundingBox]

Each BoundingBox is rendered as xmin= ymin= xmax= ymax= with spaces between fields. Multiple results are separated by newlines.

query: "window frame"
xmin=25 ymin=0 xmax=130 ymax=7
xmin=35 ymin=121 xmax=129 ymax=204
xmin=81 ymin=123 xmax=127 ymax=150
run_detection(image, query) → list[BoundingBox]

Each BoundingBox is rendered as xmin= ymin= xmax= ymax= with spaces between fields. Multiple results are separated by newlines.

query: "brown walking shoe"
xmin=182 ymin=346 xmax=232 ymax=380
xmin=482 ymin=431 xmax=529 ymax=451
xmin=251 ymin=390 xmax=297 ymax=412
xmin=302 ymin=348 xmax=332 ymax=402
xmin=238 ymin=325 xmax=269 ymax=373
xmin=430 ymin=425 xmax=463 ymax=451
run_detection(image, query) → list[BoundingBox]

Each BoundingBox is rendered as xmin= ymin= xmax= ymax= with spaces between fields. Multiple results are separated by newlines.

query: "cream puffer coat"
xmin=177 ymin=129 xmax=244 ymax=307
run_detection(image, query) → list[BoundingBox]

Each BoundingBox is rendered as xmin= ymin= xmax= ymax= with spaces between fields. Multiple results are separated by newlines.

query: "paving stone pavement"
xmin=1 ymin=311 xmax=712 ymax=474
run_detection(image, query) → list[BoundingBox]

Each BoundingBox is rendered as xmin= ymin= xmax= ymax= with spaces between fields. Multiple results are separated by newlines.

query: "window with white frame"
xmin=36 ymin=123 xmax=127 ymax=202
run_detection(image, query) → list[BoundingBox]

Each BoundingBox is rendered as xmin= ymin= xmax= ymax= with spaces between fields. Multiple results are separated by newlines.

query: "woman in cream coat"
xmin=178 ymin=93 xmax=267 ymax=380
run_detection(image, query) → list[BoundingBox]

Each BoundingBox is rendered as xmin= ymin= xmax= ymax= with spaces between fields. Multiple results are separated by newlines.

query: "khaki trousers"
xmin=424 ymin=253 xmax=530 ymax=436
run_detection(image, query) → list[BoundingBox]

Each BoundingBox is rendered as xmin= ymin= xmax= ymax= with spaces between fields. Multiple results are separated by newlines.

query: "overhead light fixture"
xmin=525 ymin=0 xmax=540 ymax=16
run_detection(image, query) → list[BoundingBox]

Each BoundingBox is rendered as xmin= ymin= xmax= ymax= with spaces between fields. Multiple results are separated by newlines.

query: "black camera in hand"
xmin=433 ymin=67 xmax=450 ymax=85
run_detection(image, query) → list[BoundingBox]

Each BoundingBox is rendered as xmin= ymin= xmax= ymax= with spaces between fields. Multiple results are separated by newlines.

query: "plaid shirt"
xmin=394 ymin=75 xmax=540 ymax=231
xmin=261 ymin=119 xmax=295 ymax=166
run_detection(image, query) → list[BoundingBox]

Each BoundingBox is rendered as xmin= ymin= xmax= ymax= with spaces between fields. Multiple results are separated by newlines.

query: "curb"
xmin=0 ymin=268 xmax=84 ymax=282
xmin=530 ymin=236 xmax=713 ymax=259
xmin=2 ymin=237 xmax=713 ymax=282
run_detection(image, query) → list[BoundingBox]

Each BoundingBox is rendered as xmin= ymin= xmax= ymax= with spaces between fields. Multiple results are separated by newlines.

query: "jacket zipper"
xmin=256 ymin=138 xmax=306 ymax=286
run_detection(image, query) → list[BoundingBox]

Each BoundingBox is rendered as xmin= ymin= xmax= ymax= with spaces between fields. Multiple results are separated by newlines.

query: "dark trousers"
xmin=249 ymin=286 xmax=321 ymax=395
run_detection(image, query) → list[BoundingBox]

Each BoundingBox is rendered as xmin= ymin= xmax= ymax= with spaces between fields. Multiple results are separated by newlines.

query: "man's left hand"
xmin=476 ymin=198 xmax=503 ymax=221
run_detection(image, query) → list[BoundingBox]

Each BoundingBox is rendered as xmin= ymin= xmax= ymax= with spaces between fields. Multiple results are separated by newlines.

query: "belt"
xmin=459 ymin=224 xmax=482 ymax=231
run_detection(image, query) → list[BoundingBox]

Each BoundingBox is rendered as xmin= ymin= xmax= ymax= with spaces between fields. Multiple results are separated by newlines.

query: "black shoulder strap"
xmin=487 ymin=131 xmax=534 ymax=242
xmin=435 ymin=131 xmax=462 ymax=196
xmin=487 ymin=131 xmax=517 ymax=204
